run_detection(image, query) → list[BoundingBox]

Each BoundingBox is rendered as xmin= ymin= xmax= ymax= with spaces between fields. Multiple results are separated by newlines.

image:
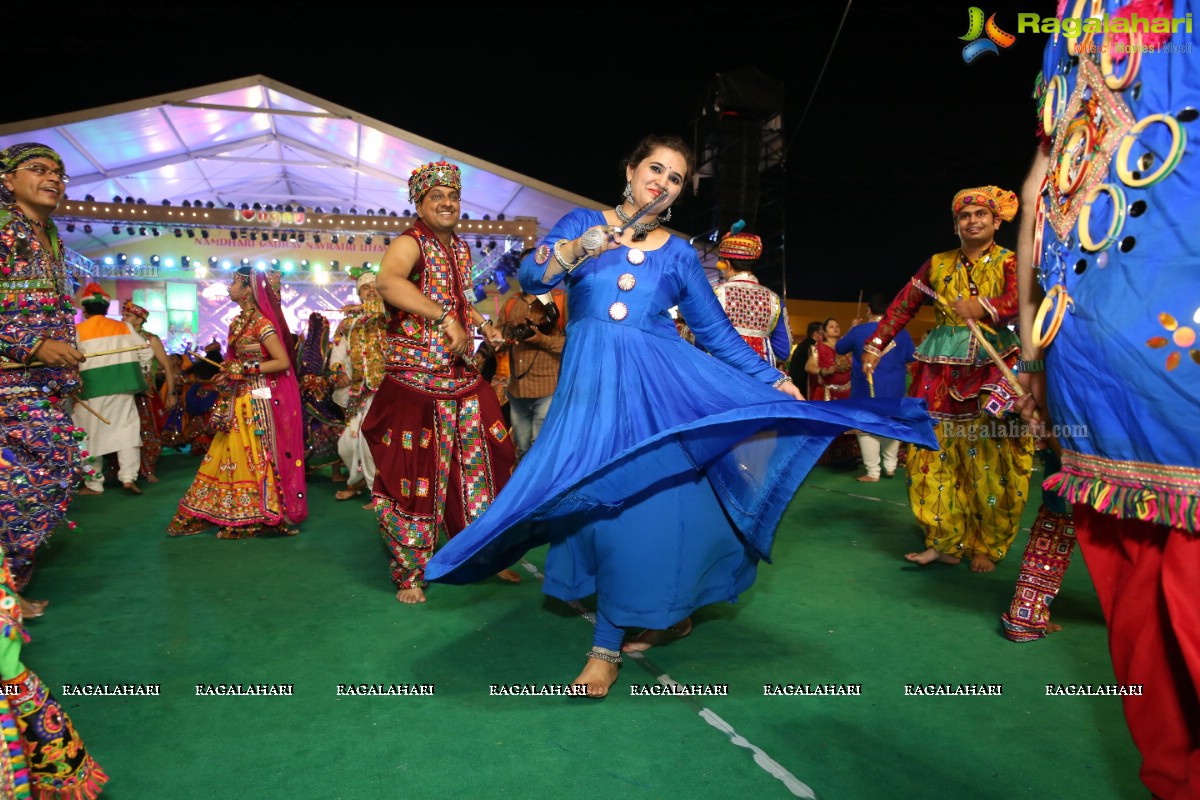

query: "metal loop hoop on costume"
xmin=1066 ymin=0 xmax=1104 ymax=56
xmin=1056 ymin=120 xmax=1094 ymax=195
xmin=1042 ymin=74 xmax=1068 ymax=137
xmin=1116 ymin=113 xmax=1187 ymax=188
xmin=1101 ymin=28 xmax=1143 ymax=91
xmin=1077 ymin=183 xmax=1128 ymax=252
xmin=1032 ymin=285 xmax=1074 ymax=350
xmin=1032 ymin=178 xmax=1048 ymax=271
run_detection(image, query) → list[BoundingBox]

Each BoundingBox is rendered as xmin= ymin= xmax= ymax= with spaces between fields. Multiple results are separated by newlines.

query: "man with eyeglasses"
xmin=0 ymin=143 xmax=88 ymax=592
xmin=0 ymin=143 xmax=109 ymax=798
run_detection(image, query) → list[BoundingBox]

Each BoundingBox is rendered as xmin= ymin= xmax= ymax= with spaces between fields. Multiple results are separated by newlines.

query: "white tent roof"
xmin=0 ymin=75 xmax=602 ymax=254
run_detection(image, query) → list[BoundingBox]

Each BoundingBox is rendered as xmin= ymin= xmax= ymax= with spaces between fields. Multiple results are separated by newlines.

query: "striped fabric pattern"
xmin=76 ymin=316 xmax=147 ymax=399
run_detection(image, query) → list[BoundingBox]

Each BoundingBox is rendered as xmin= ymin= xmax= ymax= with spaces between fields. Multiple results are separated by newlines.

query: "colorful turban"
xmin=0 ymin=143 xmax=64 ymax=204
xmin=355 ymin=269 xmax=377 ymax=290
xmin=122 ymin=299 xmax=149 ymax=320
xmin=79 ymin=282 xmax=111 ymax=305
xmin=408 ymin=160 xmax=461 ymax=205
xmin=951 ymin=186 xmax=1019 ymax=222
xmin=718 ymin=232 xmax=763 ymax=261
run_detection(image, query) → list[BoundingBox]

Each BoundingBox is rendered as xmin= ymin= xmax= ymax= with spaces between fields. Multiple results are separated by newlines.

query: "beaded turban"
xmin=952 ymin=186 xmax=1019 ymax=222
xmin=356 ymin=270 xmax=376 ymax=290
xmin=122 ymin=299 xmax=149 ymax=320
xmin=718 ymin=232 xmax=763 ymax=261
xmin=0 ymin=143 xmax=64 ymax=205
xmin=408 ymin=160 xmax=461 ymax=205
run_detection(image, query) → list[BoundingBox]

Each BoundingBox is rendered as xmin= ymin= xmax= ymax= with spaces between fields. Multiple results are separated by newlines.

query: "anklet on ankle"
xmin=587 ymin=646 xmax=622 ymax=664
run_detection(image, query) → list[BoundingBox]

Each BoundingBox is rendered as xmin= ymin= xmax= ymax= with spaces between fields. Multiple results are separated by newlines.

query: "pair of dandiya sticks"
xmin=1 ymin=343 xmax=150 ymax=425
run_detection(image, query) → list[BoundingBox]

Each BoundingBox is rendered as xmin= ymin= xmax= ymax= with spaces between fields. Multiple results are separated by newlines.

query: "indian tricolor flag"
xmin=76 ymin=316 xmax=147 ymax=400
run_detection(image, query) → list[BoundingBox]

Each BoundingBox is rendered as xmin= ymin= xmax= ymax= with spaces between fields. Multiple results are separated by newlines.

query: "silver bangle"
xmin=553 ymin=239 xmax=581 ymax=273
xmin=772 ymin=374 xmax=792 ymax=389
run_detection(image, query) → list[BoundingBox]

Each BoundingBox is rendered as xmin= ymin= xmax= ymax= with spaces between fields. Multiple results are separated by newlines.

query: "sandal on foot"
xmin=622 ymin=617 xmax=693 ymax=652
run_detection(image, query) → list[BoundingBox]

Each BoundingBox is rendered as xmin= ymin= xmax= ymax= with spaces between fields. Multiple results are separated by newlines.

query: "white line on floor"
xmin=519 ymin=558 xmax=820 ymax=799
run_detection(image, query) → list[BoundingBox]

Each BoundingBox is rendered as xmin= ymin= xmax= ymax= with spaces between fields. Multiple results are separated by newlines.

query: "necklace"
xmin=614 ymin=204 xmax=660 ymax=242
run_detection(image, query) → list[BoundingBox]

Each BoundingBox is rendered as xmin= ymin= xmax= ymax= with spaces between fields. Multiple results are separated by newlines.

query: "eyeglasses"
xmin=10 ymin=164 xmax=70 ymax=183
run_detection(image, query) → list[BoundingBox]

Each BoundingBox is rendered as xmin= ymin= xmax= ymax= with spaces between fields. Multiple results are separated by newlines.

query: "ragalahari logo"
xmin=960 ymin=7 xmax=1017 ymax=62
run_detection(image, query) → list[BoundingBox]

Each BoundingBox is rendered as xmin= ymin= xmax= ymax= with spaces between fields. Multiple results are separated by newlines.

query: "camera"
xmin=511 ymin=322 xmax=537 ymax=341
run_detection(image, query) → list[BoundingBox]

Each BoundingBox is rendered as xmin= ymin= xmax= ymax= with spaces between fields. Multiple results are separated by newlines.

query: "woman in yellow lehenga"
xmin=167 ymin=267 xmax=308 ymax=538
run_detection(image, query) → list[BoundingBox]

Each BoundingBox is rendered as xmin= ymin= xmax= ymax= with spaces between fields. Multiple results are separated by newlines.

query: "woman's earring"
xmin=622 ymin=182 xmax=633 ymax=203
xmin=661 ymin=206 xmax=672 ymax=223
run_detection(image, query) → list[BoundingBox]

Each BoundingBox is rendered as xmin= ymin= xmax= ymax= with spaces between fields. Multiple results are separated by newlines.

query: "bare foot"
xmin=145 ymin=474 xmax=159 ymax=484
xmin=361 ymin=500 xmax=376 ymax=511
xmin=76 ymin=487 xmax=103 ymax=496
xmin=496 ymin=568 xmax=521 ymax=583
xmin=572 ymin=658 xmax=619 ymax=698
xmin=904 ymin=547 xmax=961 ymax=566
xmin=396 ymin=587 xmax=426 ymax=604
xmin=622 ymin=617 xmax=693 ymax=653
xmin=970 ymin=553 xmax=996 ymax=573
xmin=17 ymin=595 xmax=47 ymax=619
xmin=122 ymin=481 xmax=143 ymax=495
xmin=335 ymin=486 xmax=363 ymax=501
xmin=856 ymin=475 xmax=880 ymax=483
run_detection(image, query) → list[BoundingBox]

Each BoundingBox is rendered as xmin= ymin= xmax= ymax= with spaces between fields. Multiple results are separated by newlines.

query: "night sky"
xmin=4 ymin=1 xmax=1051 ymax=300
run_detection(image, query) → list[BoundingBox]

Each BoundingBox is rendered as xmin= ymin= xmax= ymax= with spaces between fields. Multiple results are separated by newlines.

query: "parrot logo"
xmin=960 ymin=7 xmax=1017 ymax=62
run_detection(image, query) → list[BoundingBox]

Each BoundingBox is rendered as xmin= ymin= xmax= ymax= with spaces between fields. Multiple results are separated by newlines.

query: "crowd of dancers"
xmin=0 ymin=2 xmax=1197 ymax=795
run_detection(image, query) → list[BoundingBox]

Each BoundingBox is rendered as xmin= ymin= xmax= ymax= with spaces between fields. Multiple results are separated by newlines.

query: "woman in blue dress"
xmin=426 ymin=135 xmax=935 ymax=696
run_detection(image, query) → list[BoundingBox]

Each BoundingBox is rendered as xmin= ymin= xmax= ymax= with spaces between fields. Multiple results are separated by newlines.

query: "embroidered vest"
xmin=385 ymin=221 xmax=477 ymax=394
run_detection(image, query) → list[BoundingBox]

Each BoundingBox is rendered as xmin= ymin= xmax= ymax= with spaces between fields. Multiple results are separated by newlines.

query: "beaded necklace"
xmin=614 ymin=204 xmax=661 ymax=242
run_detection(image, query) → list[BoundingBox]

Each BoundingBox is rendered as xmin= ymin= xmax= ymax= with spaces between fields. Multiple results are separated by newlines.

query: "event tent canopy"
xmin=0 ymin=75 xmax=603 ymax=257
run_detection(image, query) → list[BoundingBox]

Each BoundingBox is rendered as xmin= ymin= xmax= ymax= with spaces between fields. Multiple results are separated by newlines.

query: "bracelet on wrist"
xmin=433 ymin=307 xmax=450 ymax=327
xmin=772 ymin=374 xmax=793 ymax=389
xmin=552 ymin=239 xmax=582 ymax=273
xmin=1017 ymin=358 xmax=1046 ymax=373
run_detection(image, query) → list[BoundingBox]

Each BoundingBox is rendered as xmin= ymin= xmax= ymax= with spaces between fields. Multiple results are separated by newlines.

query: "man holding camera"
xmin=499 ymin=285 xmax=565 ymax=460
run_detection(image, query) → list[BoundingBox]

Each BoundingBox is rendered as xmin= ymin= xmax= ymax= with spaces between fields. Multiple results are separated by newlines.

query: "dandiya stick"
xmin=70 ymin=395 xmax=110 ymax=425
xmin=2 ymin=344 xmax=150 ymax=369
xmin=855 ymin=289 xmax=864 ymax=322
xmin=911 ymin=279 xmax=1060 ymax=453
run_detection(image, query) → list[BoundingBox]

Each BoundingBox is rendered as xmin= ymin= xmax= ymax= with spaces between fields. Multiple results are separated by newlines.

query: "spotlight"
xmin=174 ymin=229 xmax=183 ymax=238
xmin=299 ymin=260 xmax=309 ymax=270
xmin=497 ymin=213 xmax=506 ymax=221
xmin=206 ymin=201 xmax=215 ymax=209
xmin=113 ymin=196 xmax=123 ymax=204
xmin=402 ymin=209 xmax=411 ymax=217
xmin=282 ymin=261 xmax=294 ymax=273
xmin=461 ymin=213 xmax=470 ymax=220
xmin=241 ymin=258 xmax=251 ymax=268
xmin=230 ymin=230 xmax=238 ymax=240
xmin=152 ymin=228 xmax=160 ymax=237
xmin=138 ymin=227 xmax=147 ymax=236
xmin=66 ymin=223 xmax=76 ymax=233
xmin=250 ymin=232 xmax=257 ymax=241
xmin=330 ymin=260 xmax=339 ymax=271
xmin=187 ymin=229 xmax=195 ymax=238
xmin=112 ymin=225 xmax=120 ymax=235
xmin=136 ymin=198 xmax=146 ymax=205
xmin=347 ymin=235 xmax=355 ymax=245
xmin=364 ymin=236 xmax=373 ymax=245
xmin=182 ymin=200 xmax=191 ymax=208
xmin=483 ymin=214 xmax=491 ymax=221
xmin=313 ymin=234 xmax=321 ymax=244
xmin=350 ymin=207 xmax=357 ymax=215
xmin=150 ymin=255 xmax=160 ymax=265
xmin=103 ymin=256 xmax=114 ymax=266
xmin=241 ymin=203 xmax=250 ymax=210
xmin=331 ymin=234 xmax=339 ymax=244
xmin=270 ymin=259 xmax=279 ymax=268
xmin=200 ymin=230 xmax=209 ymax=239
xmin=83 ymin=224 xmax=93 ymax=234
xmin=84 ymin=194 xmax=95 ymax=202
xmin=163 ymin=258 xmax=175 ymax=268
xmin=126 ymin=227 xmax=134 ymax=235
xmin=117 ymin=253 xmax=128 ymax=264
xmin=209 ymin=256 xmax=219 ymax=266
xmin=181 ymin=256 xmax=191 ymax=268
xmin=161 ymin=199 xmax=171 ymax=206
xmin=125 ymin=197 xmax=134 ymax=204
xmin=297 ymin=233 xmax=305 ymax=243
xmin=383 ymin=237 xmax=391 ymax=246
xmin=475 ymin=239 xmax=483 ymax=249
xmin=252 ymin=203 xmax=262 ymax=211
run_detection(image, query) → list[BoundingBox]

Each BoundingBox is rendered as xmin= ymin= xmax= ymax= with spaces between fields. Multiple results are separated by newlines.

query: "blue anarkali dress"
xmin=426 ymin=209 xmax=937 ymax=629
